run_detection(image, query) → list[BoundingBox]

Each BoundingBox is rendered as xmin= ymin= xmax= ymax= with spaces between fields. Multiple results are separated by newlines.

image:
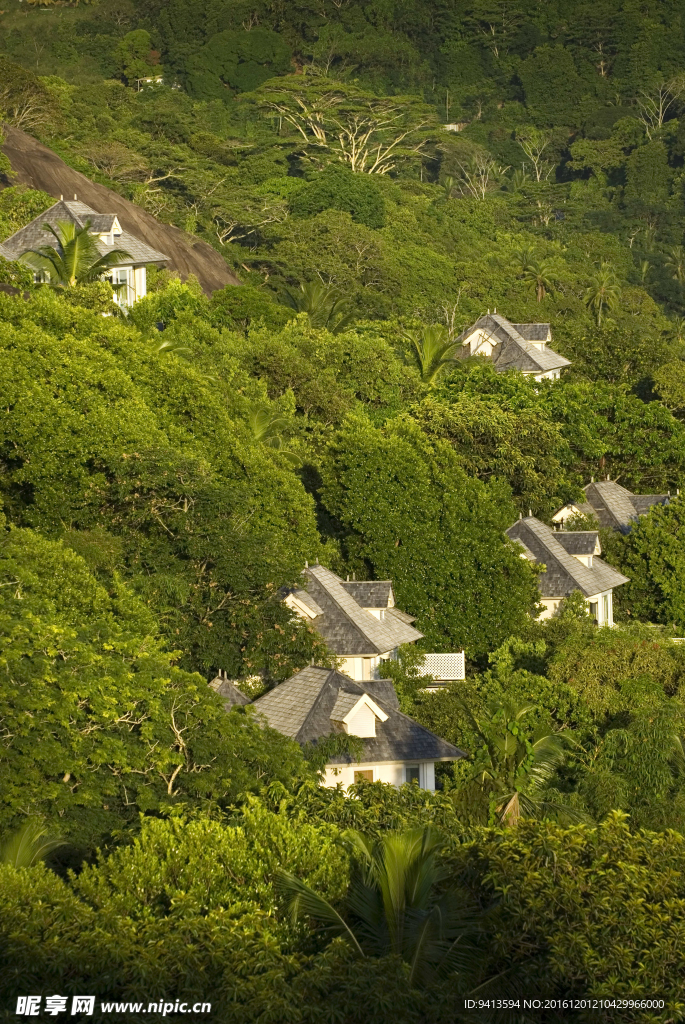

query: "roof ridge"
xmin=509 ymin=518 xmax=607 ymax=596
xmin=306 ymin=565 xmax=404 ymax=653
xmin=296 ymin=668 xmax=345 ymax=741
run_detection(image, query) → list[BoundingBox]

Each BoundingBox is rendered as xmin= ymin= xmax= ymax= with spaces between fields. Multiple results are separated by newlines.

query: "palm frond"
xmin=284 ymin=280 xmax=354 ymax=333
xmin=403 ymin=324 xmax=461 ymax=383
xmin=273 ymin=869 xmax=365 ymax=957
xmin=1 ymin=820 xmax=64 ymax=868
xmin=19 ymin=219 xmax=131 ymax=289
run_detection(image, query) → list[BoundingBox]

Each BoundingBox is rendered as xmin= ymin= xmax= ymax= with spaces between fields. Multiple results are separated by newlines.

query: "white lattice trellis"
xmin=417 ymin=652 xmax=465 ymax=680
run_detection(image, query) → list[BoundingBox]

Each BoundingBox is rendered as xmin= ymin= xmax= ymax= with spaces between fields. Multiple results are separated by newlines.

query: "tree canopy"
xmin=4 ymin=1 xmax=685 ymax=1012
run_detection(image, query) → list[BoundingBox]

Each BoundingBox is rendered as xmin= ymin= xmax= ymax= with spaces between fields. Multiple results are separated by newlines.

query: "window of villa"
xmin=110 ymin=267 xmax=131 ymax=306
xmin=405 ymin=765 xmax=420 ymax=784
xmin=354 ymin=769 xmax=374 ymax=783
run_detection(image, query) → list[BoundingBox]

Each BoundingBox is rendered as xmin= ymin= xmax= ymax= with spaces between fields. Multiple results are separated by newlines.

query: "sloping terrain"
xmin=0 ymin=125 xmax=241 ymax=294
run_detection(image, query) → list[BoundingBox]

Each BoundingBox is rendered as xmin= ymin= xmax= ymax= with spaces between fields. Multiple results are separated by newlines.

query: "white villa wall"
xmin=339 ymin=653 xmax=393 ymax=681
xmin=538 ymin=599 xmax=561 ymax=620
xmin=535 ymin=369 xmax=561 ymax=381
xmin=134 ymin=265 xmax=147 ymax=300
xmin=539 ymin=590 xmax=613 ymax=625
xmin=111 ymin=265 xmax=147 ymax=307
xmin=323 ymin=760 xmax=436 ymax=791
xmin=551 ymin=504 xmax=582 ymax=526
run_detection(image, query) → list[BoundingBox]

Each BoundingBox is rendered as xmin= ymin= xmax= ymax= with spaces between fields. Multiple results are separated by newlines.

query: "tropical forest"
xmin=2 ymin=0 xmax=685 ymax=1020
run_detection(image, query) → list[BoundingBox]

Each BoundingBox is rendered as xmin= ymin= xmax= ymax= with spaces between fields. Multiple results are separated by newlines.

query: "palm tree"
xmin=20 ymin=220 xmax=131 ymax=288
xmin=665 ymin=245 xmax=685 ymax=287
xmin=403 ymin=323 xmax=461 ymax=384
xmin=504 ymin=167 xmax=530 ymax=193
xmin=248 ymin=404 xmax=301 ymax=466
xmin=276 ymin=828 xmax=485 ymax=988
xmin=0 ymin=820 xmax=63 ymax=868
xmin=584 ymin=262 xmax=621 ymax=325
xmin=514 ymin=247 xmax=536 ymax=271
xmin=284 ymin=280 xmax=354 ymax=334
xmin=456 ymin=697 xmax=582 ymax=826
xmin=520 ymin=258 xmax=554 ymax=303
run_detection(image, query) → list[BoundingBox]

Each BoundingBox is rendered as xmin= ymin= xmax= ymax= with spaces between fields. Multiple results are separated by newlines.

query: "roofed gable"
xmin=1 ymin=199 xmax=169 ymax=266
xmin=209 ymin=672 xmax=251 ymax=711
xmin=252 ymin=666 xmax=464 ymax=763
xmin=456 ymin=313 xmax=570 ymax=376
xmin=552 ymin=482 xmax=670 ymax=534
xmin=284 ymin=564 xmax=423 ymax=655
xmin=506 ymin=517 xmax=628 ymax=598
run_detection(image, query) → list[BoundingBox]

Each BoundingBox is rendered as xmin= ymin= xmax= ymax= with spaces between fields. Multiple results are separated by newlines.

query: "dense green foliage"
xmin=4 ymin=0 xmax=685 ymax=1014
xmin=0 ymin=524 xmax=316 ymax=845
xmin=2 ymin=801 xmax=685 ymax=1022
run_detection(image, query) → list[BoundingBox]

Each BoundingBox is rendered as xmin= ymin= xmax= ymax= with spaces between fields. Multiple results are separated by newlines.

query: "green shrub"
xmin=290 ymin=166 xmax=386 ymax=229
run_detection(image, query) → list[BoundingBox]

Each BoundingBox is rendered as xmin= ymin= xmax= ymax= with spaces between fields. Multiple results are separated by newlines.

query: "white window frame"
xmin=110 ymin=266 xmax=133 ymax=307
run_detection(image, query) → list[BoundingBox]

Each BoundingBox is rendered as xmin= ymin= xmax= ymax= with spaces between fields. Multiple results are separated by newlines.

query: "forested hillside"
xmin=2 ymin=2 xmax=685 ymax=1019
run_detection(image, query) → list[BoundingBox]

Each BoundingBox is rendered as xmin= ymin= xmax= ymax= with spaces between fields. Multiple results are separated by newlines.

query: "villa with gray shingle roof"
xmin=252 ymin=666 xmax=464 ymax=790
xmin=552 ymin=481 xmax=670 ymax=535
xmin=1 ymin=197 xmax=168 ymax=306
xmin=506 ymin=516 xmax=629 ymax=624
xmin=456 ymin=312 xmax=570 ymax=380
xmin=284 ymin=564 xmax=424 ymax=682
xmin=284 ymin=564 xmax=466 ymax=688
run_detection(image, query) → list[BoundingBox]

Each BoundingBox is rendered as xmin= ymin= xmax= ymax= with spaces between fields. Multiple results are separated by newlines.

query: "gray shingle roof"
xmin=583 ymin=482 xmax=669 ymax=534
xmin=0 ymin=242 xmax=14 ymax=261
xmin=1 ymin=199 xmax=169 ymax=265
xmin=300 ymin=565 xmax=423 ymax=655
xmin=512 ymin=323 xmax=551 ymax=341
xmin=342 ymin=580 xmax=394 ymax=607
xmin=386 ymin=607 xmax=417 ymax=625
xmin=253 ymin=666 xmax=464 ymax=763
xmin=330 ymin=690 xmax=366 ymax=723
xmin=457 ymin=313 xmax=570 ymax=375
xmin=631 ymin=495 xmax=669 ymax=515
xmin=88 ymin=214 xmax=117 ymax=232
xmin=506 ymin=517 xmax=629 ymax=598
xmin=554 ymin=531 xmax=600 ymax=556
xmin=289 ymin=588 xmax=325 ymax=617
xmin=208 ymin=673 xmax=251 ymax=710
xmin=363 ymin=679 xmax=400 ymax=710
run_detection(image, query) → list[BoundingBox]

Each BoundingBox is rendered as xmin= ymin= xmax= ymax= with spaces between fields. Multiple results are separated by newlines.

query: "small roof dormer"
xmin=330 ymin=691 xmax=388 ymax=737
